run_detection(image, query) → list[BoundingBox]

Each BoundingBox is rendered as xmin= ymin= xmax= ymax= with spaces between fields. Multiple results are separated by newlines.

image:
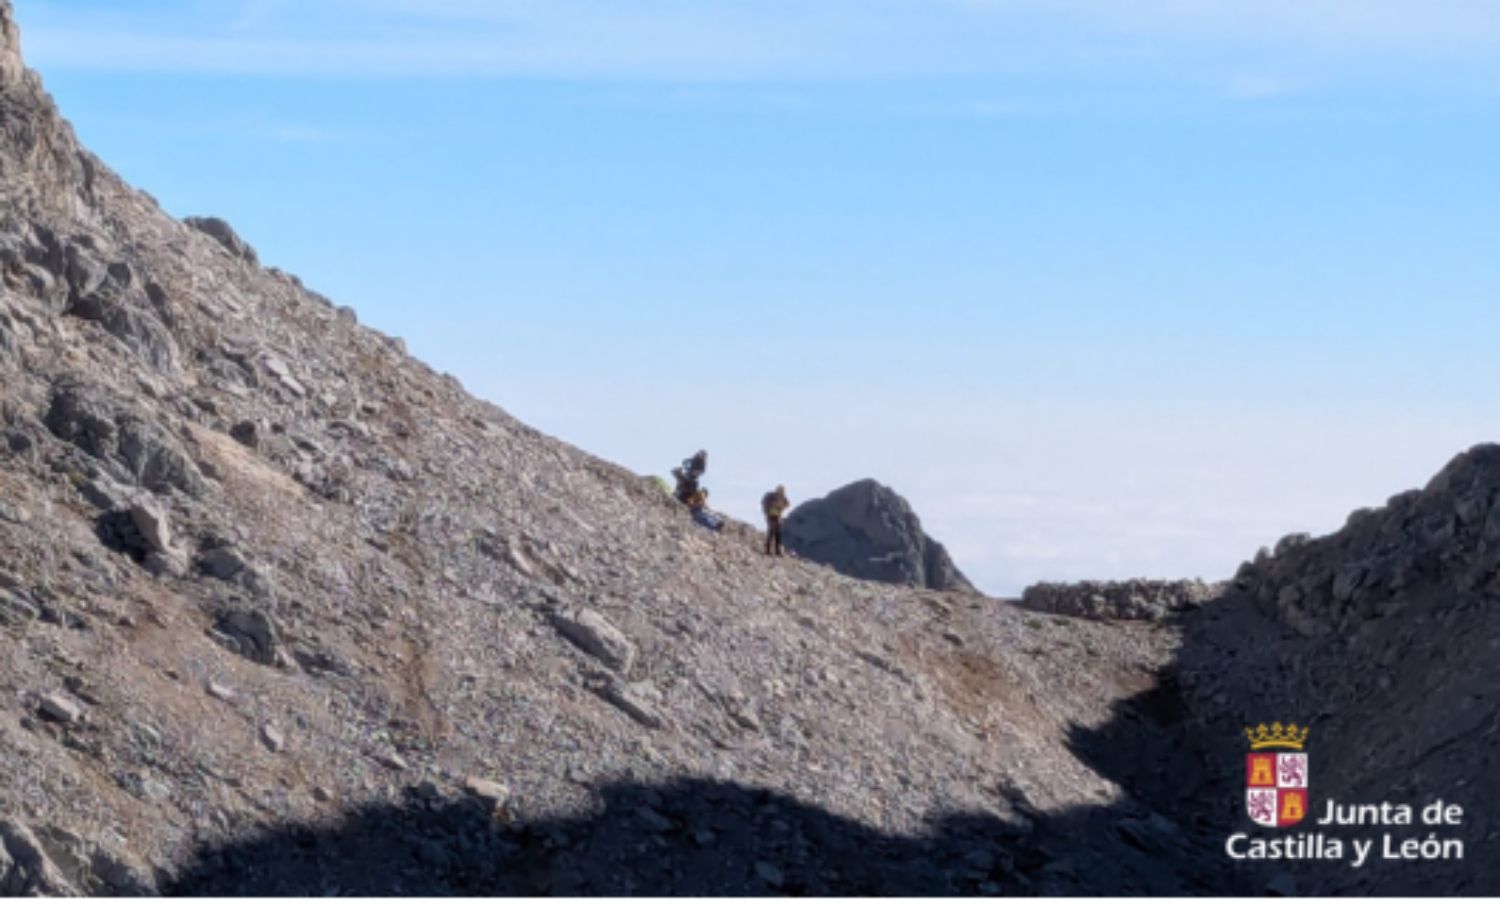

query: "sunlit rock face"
xmin=783 ymin=479 xmax=975 ymax=593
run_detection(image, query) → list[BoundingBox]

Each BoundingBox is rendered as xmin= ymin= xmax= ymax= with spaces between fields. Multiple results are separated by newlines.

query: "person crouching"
xmin=687 ymin=488 xmax=724 ymax=533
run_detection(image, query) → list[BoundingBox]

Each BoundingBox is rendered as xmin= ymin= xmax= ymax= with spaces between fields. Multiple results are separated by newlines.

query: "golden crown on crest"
xmin=1245 ymin=722 xmax=1310 ymax=751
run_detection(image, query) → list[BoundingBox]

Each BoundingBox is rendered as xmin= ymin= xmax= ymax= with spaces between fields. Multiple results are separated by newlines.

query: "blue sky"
xmin=16 ymin=0 xmax=1500 ymax=594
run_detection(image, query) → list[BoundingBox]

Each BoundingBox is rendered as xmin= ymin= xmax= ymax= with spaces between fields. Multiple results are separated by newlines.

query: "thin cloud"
xmin=1225 ymin=73 xmax=1304 ymax=101
xmin=228 ymin=0 xmax=291 ymax=30
xmin=214 ymin=113 xmax=362 ymax=144
xmin=952 ymin=0 xmax=1500 ymax=52
xmin=18 ymin=0 xmax=1500 ymax=83
xmin=18 ymin=0 xmax=841 ymax=80
xmin=68 ymin=109 xmax=364 ymax=146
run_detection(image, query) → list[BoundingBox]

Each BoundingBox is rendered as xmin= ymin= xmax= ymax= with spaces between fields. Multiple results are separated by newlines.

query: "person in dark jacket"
xmin=672 ymin=450 xmax=708 ymax=503
xmin=761 ymin=484 xmax=789 ymax=556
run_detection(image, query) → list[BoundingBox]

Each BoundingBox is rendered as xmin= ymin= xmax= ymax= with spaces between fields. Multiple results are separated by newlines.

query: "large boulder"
xmin=782 ymin=479 xmax=975 ymax=592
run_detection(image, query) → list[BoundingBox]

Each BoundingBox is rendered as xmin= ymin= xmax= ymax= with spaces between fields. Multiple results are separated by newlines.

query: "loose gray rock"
xmin=595 ymin=679 xmax=664 ymax=730
xmin=229 ymin=419 xmax=261 ymax=450
xmin=462 ymin=777 xmax=509 ymax=807
xmin=377 ymin=752 xmax=409 ymax=772
xmin=143 ymin=549 xmax=188 ymax=579
xmin=38 ymin=692 xmax=83 ymax=723
xmin=127 ymin=500 xmax=174 ymax=555
xmin=213 ymin=608 xmax=281 ymax=665
xmin=755 ymin=861 xmax=785 ymax=888
xmin=199 ymin=546 xmax=249 ymax=581
xmin=550 ymin=608 xmax=636 ymax=674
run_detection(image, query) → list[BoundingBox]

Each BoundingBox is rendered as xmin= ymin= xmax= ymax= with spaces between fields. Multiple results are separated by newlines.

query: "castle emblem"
xmin=1245 ymin=722 xmax=1310 ymax=828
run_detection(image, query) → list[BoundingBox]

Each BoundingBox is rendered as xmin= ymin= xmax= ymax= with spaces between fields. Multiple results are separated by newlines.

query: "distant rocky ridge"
xmin=1020 ymin=579 xmax=1223 ymax=621
xmin=782 ymin=479 xmax=975 ymax=593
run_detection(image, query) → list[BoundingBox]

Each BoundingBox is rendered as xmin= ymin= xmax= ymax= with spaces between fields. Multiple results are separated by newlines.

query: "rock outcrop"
xmin=183 ymin=216 xmax=258 ymax=266
xmin=782 ymin=479 xmax=975 ymax=593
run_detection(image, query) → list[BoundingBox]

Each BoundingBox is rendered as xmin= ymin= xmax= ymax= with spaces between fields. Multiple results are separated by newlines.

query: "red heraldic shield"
xmin=1245 ymin=752 xmax=1309 ymax=827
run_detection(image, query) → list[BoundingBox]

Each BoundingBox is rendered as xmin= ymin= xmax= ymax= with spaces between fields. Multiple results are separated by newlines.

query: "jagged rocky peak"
xmin=0 ymin=7 xmax=102 ymax=219
xmin=782 ymin=478 xmax=975 ymax=593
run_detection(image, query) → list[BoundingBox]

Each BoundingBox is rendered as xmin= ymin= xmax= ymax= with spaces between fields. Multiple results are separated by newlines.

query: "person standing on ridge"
xmin=761 ymin=484 xmax=790 ymax=556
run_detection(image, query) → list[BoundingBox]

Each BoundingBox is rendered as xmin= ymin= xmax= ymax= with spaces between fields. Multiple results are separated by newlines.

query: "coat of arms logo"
xmin=1244 ymin=722 xmax=1310 ymax=828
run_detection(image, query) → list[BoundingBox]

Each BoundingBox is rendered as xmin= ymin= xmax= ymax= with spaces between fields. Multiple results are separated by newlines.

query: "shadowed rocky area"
xmin=1163 ymin=444 xmax=1500 ymax=896
xmin=165 ymin=776 xmax=1229 ymax=897
xmin=783 ymin=479 xmax=975 ymax=592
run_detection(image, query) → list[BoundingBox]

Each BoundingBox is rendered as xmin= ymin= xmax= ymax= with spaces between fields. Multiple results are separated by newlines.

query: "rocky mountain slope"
xmin=0 ymin=1 xmax=1493 ymax=895
xmin=783 ymin=479 xmax=975 ymax=593
xmin=0 ymin=3 xmax=1203 ymax=894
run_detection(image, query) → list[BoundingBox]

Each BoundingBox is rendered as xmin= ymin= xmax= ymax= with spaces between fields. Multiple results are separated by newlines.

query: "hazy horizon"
xmin=18 ymin=0 xmax=1500 ymax=594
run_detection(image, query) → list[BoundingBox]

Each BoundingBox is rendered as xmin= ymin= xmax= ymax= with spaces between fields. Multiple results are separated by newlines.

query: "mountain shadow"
xmin=164 ymin=774 xmax=1230 ymax=897
xmin=1066 ymin=586 xmax=1499 ymax=897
